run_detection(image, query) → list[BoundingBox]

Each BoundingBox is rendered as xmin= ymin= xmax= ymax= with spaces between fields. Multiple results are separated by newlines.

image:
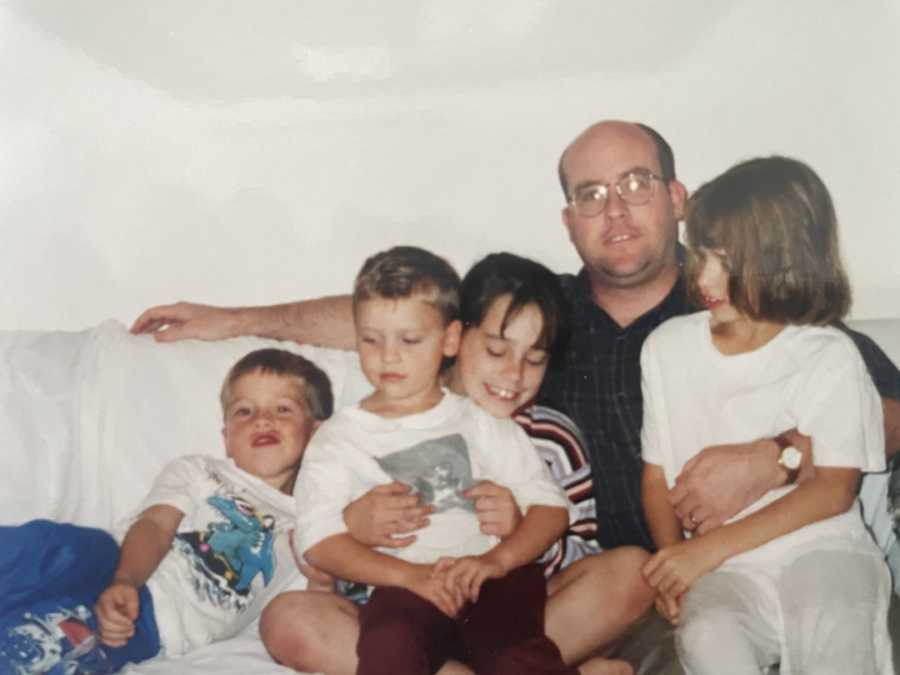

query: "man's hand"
xmin=130 ymin=302 xmax=240 ymax=342
xmin=434 ymin=553 xmax=507 ymax=603
xmin=463 ymin=480 xmax=522 ymax=538
xmin=403 ymin=564 xmax=464 ymax=618
xmin=670 ymin=438 xmax=782 ymax=534
xmin=343 ymin=482 xmax=431 ymax=548
xmin=95 ymin=582 xmax=140 ymax=647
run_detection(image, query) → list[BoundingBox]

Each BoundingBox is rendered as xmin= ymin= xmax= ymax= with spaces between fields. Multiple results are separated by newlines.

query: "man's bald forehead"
xmin=557 ymin=120 xmax=675 ymax=197
xmin=574 ymin=120 xmax=648 ymax=146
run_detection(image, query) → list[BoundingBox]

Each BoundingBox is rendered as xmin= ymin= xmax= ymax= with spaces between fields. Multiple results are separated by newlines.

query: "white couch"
xmin=0 ymin=321 xmax=372 ymax=675
xmin=2 ymin=318 xmax=898 ymax=675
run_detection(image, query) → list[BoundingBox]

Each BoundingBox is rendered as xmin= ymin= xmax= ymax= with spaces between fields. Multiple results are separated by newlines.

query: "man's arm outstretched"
xmin=131 ymin=296 xmax=355 ymax=349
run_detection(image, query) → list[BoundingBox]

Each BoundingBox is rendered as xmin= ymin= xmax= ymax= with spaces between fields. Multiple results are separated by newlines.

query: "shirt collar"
xmin=572 ymin=243 xmax=695 ymax=327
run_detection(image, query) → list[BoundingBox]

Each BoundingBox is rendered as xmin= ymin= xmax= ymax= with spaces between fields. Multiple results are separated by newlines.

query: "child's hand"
xmin=432 ymin=556 xmax=456 ymax=577
xmin=343 ymin=482 xmax=431 ymax=548
xmin=403 ymin=564 xmax=464 ymax=618
xmin=95 ymin=582 xmax=140 ymax=647
xmin=436 ymin=553 xmax=507 ymax=603
xmin=641 ymin=538 xmax=722 ymax=599
xmin=298 ymin=558 xmax=336 ymax=592
xmin=464 ymin=480 xmax=522 ymax=538
xmin=654 ymin=589 xmax=684 ymax=625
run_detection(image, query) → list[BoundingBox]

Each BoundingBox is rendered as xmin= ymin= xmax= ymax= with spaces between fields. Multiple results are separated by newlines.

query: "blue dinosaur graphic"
xmin=202 ymin=495 xmax=276 ymax=591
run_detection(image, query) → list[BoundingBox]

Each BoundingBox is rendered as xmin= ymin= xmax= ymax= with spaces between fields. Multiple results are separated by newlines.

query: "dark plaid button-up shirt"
xmin=538 ymin=268 xmax=695 ymax=550
xmin=539 ymin=263 xmax=900 ymax=552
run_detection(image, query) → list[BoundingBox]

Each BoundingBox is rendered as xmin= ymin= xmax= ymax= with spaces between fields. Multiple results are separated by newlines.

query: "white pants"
xmin=676 ymin=545 xmax=893 ymax=675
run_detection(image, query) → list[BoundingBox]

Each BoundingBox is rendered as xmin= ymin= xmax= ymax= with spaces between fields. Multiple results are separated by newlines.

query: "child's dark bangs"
xmin=500 ymin=290 xmax=553 ymax=353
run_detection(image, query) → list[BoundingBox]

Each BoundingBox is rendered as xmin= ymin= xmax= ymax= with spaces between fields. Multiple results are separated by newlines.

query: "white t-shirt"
xmin=114 ymin=456 xmax=299 ymax=657
xmin=641 ymin=313 xmax=886 ymax=563
xmin=295 ymin=390 xmax=572 ymax=564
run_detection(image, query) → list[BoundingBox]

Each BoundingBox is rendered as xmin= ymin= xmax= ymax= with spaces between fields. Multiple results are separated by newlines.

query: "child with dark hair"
xmin=0 ymin=348 xmax=332 ymax=674
xmin=640 ymin=156 xmax=893 ymax=674
xmin=448 ymin=252 xmax=598 ymax=572
xmin=263 ymin=250 xmax=647 ymax=675
xmin=295 ymin=245 xmax=578 ymax=675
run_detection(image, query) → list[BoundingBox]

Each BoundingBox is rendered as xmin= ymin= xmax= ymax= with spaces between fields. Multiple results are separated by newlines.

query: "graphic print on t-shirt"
xmin=374 ymin=434 xmax=475 ymax=513
xmin=174 ymin=492 xmax=277 ymax=612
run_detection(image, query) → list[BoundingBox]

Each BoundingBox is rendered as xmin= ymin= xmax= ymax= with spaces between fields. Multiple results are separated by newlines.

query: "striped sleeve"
xmin=514 ymin=404 xmax=600 ymax=575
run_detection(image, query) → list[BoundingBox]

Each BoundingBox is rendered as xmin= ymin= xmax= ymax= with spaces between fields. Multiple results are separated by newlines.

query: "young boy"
xmin=294 ymin=246 xmax=578 ymax=675
xmin=0 ymin=348 xmax=333 ymax=674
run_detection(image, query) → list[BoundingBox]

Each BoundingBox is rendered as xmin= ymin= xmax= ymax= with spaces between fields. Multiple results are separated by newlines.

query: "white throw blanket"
xmin=0 ymin=320 xmax=369 ymax=674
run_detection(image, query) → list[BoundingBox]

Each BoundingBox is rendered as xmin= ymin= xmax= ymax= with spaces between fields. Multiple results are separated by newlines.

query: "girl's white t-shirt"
xmin=641 ymin=312 xmax=888 ymax=563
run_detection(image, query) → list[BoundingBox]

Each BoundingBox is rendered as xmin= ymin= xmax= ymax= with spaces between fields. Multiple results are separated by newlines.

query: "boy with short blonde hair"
xmin=295 ymin=246 xmax=577 ymax=675
xmin=0 ymin=348 xmax=332 ymax=674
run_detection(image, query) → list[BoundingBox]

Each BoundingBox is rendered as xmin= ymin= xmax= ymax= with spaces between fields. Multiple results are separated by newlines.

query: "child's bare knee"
xmin=260 ymin=593 xmax=322 ymax=669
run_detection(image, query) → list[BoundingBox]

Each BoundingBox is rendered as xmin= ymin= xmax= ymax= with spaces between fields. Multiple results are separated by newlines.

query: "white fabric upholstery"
xmin=0 ymin=321 xmax=370 ymax=675
xmin=1 ymin=317 xmax=897 ymax=674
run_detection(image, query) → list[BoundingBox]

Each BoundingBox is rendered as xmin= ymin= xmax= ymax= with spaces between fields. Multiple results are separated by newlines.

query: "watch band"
xmin=774 ymin=433 xmax=801 ymax=485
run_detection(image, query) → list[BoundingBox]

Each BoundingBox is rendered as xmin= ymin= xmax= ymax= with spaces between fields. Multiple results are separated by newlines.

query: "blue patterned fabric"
xmin=0 ymin=520 xmax=160 ymax=674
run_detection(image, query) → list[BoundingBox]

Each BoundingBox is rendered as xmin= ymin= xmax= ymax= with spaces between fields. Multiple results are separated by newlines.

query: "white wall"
xmin=2 ymin=0 xmax=899 ymax=331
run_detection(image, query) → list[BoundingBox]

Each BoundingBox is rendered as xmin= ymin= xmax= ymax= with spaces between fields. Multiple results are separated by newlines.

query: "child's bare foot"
xmin=578 ymin=656 xmax=635 ymax=675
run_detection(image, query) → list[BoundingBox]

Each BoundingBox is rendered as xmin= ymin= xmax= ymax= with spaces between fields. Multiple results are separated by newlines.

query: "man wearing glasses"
xmin=542 ymin=120 xmax=900 ymax=553
xmin=539 ymin=121 xmax=693 ymax=552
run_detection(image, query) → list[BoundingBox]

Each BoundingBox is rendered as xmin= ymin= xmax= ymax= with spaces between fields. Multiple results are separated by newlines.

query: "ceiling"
xmin=11 ymin=0 xmax=733 ymax=101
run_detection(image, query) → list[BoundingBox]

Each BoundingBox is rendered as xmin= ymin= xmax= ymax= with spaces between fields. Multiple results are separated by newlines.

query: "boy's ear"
xmin=443 ymin=320 xmax=463 ymax=357
xmin=221 ymin=427 xmax=234 ymax=458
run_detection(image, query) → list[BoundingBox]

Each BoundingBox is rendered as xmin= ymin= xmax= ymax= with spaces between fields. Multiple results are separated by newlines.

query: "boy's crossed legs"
xmin=356 ymin=564 xmax=575 ymax=675
xmin=261 ymin=546 xmax=651 ymax=675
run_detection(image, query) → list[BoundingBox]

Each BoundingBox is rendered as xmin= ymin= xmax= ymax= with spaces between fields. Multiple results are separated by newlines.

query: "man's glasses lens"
xmin=572 ymin=171 xmax=659 ymax=217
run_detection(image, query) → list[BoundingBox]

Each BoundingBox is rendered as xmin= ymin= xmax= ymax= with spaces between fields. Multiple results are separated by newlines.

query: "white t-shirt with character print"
xmin=114 ymin=455 xmax=298 ymax=657
xmin=295 ymin=390 xmax=572 ymax=564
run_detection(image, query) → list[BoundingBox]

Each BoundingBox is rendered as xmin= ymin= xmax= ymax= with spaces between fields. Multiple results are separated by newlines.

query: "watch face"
xmin=781 ymin=446 xmax=802 ymax=470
